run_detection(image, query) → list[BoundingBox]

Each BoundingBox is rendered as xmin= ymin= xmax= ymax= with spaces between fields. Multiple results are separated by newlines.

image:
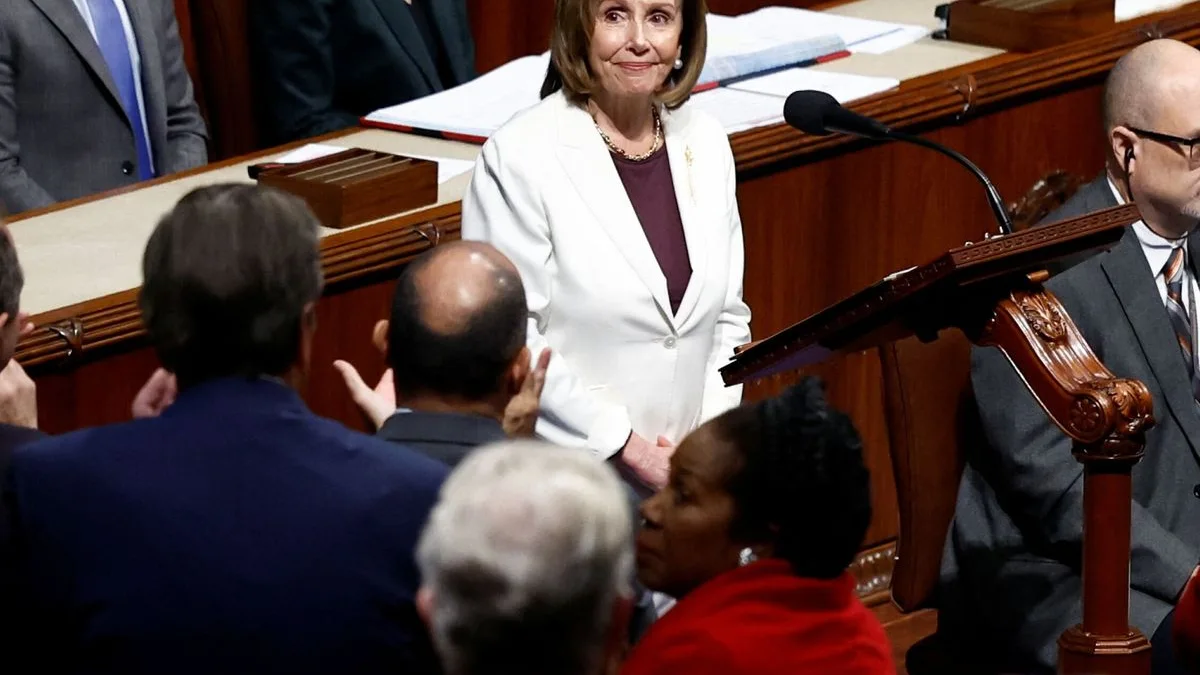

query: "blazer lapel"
xmin=371 ymin=0 xmax=442 ymax=89
xmin=555 ymin=97 xmax=673 ymax=320
xmin=662 ymin=108 xmax=709 ymax=329
xmin=1102 ymin=228 xmax=1200 ymax=461
xmin=30 ymin=0 xmax=124 ymax=115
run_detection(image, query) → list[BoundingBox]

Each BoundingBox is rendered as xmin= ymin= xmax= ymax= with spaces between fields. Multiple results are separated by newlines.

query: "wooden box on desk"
xmin=934 ymin=0 xmax=1115 ymax=52
xmin=256 ymin=148 xmax=437 ymax=229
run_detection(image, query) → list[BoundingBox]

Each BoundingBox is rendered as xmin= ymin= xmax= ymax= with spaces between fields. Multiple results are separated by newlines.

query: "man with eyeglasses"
xmin=940 ymin=39 xmax=1200 ymax=674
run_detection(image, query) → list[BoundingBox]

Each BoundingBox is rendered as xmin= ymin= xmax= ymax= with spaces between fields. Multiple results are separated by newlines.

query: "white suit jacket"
xmin=461 ymin=90 xmax=752 ymax=458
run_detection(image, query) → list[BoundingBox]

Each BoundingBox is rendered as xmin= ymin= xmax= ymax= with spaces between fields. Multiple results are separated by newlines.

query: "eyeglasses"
xmin=1129 ymin=127 xmax=1200 ymax=167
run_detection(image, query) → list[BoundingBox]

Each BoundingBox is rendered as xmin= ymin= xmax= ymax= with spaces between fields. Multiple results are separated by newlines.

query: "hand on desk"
xmin=333 ymin=360 xmax=395 ymax=430
xmin=0 ymin=359 xmax=37 ymax=429
xmin=132 ymin=368 xmax=177 ymax=419
xmin=502 ymin=348 xmax=551 ymax=438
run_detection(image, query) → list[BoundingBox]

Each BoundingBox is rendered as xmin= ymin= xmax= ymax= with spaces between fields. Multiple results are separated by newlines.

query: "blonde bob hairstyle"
xmin=540 ymin=0 xmax=708 ymax=110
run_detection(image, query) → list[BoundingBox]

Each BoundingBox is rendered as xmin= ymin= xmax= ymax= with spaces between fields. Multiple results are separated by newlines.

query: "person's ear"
xmin=0 ymin=312 xmax=11 ymax=332
xmin=508 ymin=346 xmax=532 ymax=394
xmin=1111 ymin=126 xmax=1138 ymax=176
xmin=416 ymin=586 xmax=435 ymax=629
xmin=372 ymin=320 xmax=389 ymax=357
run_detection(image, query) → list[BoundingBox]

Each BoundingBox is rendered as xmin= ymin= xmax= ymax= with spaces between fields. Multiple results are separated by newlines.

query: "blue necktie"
xmin=85 ymin=0 xmax=153 ymax=180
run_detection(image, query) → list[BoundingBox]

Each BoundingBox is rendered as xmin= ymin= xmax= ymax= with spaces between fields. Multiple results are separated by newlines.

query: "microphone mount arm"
xmin=886 ymin=129 xmax=1014 ymax=236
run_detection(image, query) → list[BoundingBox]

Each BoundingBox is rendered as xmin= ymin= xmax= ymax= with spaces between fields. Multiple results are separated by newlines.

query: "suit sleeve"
xmin=249 ymin=0 xmax=360 ymax=144
xmin=157 ymin=2 xmax=207 ymax=174
xmin=0 ymin=19 xmax=55 ymax=214
xmin=972 ymin=342 xmax=1197 ymax=606
xmin=461 ymin=138 xmax=633 ymax=458
xmin=699 ymin=139 xmax=750 ymax=423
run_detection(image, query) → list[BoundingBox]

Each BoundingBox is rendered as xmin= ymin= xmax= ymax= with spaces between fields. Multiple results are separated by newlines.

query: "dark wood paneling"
xmin=468 ymin=0 xmax=556 ymax=74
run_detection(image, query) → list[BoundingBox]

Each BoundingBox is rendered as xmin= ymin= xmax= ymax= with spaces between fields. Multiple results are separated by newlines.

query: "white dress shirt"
xmin=1110 ymin=178 xmax=1199 ymax=369
xmin=71 ymin=0 xmax=155 ymax=174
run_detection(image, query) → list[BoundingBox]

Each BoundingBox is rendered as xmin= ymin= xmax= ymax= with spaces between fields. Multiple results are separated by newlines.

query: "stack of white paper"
xmin=1115 ymin=0 xmax=1190 ymax=21
xmin=699 ymin=15 xmax=845 ymax=85
xmin=728 ymin=68 xmax=899 ymax=104
xmin=688 ymin=70 xmax=899 ymax=135
xmin=716 ymin=7 xmax=929 ymax=55
xmin=364 ymin=55 xmax=549 ymax=140
xmin=362 ymin=7 xmax=928 ymax=140
xmin=689 ymin=88 xmax=788 ymax=135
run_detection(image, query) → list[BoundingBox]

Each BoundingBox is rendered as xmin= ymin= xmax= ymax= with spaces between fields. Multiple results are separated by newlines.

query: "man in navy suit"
xmin=0 ymin=222 xmax=42 ymax=642
xmin=2 ymin=184 xmax=448 ymax=675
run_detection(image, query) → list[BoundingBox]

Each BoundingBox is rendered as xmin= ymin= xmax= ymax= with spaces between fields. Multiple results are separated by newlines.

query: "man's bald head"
xmin=388 ymin=241 xmax=529 ymax=402
xmin=409 ymin=241 xmax=522 ymax=336
xmin=1104 ymin=39 xmax=1200 ymax=237
xmin=1104 ymin=39 xmax=1200 ymax=132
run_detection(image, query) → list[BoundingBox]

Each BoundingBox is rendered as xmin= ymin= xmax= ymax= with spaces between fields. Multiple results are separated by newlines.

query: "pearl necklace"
xmin=592 ymin=106 xmax=663 ymax=162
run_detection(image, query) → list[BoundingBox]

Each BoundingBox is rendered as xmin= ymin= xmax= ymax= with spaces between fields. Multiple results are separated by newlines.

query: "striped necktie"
xmin=85 ymin=0 xmax=154 ymax=181
xmin=1164 ymin=246 xmax=1200 ymax=391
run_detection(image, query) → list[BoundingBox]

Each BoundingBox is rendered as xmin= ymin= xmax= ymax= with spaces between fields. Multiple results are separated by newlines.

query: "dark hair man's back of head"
xmin=388 ymin=242 xmax=527 ymax=402
xmin=0 ymin=225 xmax=24 ymax=368
xmin=140 ymin=185 xmax=324 ymax=389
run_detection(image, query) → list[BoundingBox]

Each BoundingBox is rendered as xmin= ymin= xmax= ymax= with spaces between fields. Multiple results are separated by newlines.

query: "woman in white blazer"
xmin=461 ymin=0 xmax=750 ymax=491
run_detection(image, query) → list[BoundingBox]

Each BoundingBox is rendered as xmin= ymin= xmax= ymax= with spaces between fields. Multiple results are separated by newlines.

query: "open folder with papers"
xmin=361 ymin=7 xmax=926 ymax=142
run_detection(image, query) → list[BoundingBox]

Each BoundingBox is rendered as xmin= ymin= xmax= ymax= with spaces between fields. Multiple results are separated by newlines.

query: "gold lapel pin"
xmin=685 ymin=146 xmax=696 ymax=203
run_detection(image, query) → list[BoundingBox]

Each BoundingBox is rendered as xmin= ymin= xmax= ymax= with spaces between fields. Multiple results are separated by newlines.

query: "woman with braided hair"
xmin=622 ymin=377 xmax=894 ymax=675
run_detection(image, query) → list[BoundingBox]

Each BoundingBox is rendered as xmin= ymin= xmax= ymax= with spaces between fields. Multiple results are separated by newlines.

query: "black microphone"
xmin=784 ymin=90 xmax=1013 ymax=235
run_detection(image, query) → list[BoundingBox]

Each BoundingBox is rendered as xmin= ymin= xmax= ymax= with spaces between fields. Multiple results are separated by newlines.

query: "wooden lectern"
xmin=722 ymin=204 xmax=1154 ymax=675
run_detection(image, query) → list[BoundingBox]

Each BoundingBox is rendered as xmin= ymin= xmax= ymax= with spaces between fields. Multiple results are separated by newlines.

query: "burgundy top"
xmin=611 ymin=146 xmax=692 ymax=315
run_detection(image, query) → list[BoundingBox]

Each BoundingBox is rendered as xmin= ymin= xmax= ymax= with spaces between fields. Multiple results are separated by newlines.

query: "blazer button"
xmin=121 ymin=161 xmax=135 ymax=176
xmin=1194 ymin=484 xmax=1200 ymax=499
xmin=663 ymin=336 xmax=677 ymax=349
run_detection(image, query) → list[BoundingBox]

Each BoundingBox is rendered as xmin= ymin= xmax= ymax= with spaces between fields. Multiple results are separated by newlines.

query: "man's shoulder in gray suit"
xmin=1035 ymin=173 xmax=1121 ymax=278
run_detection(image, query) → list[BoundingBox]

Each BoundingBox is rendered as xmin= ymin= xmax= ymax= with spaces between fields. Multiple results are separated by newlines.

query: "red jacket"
xmin=1174 ymin=564 xmax=1200 ymax=672
xmin=622 ymin=559 xmax=895 ymax=675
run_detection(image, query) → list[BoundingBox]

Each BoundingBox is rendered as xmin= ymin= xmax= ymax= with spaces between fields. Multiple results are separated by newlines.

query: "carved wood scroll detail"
xmin=979 ymin=288 xmax=1154 ymax=456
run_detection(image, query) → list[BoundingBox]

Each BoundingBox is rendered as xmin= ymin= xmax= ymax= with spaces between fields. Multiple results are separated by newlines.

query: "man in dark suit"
xmin=335 ymin=242 xmax=661 ymax=642
xmin=336 ymin=241 xmax=545 ymax=467
xmin=0 ymin=0 xmax=208 ymax=214
xmin=3 ymin=185 xmax=448 ymax=675
xmin=0 ymin=223 xmax=42 ymax=640
xmin=940 ymin=39 xmax=1200 ymax=674
xmin=250 ymin=0 xmax=477 ymax=145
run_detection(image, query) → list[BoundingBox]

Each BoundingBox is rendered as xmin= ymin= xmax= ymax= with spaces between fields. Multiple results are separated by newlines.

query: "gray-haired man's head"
xmin=416 ymin=440 xmax=634 ymax=675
